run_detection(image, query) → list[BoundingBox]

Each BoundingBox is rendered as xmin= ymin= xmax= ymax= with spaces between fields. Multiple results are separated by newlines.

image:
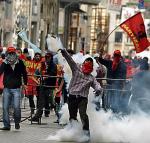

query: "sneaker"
xmin=28 ymin=116 xmax=39 ymax=122
xmin=53 ymin=120 xmax=59 ymax=124
xmin=15 ymin=124 xmax=20 ymax=130
xmin=0 ymin=127 xmax=10 ymax=131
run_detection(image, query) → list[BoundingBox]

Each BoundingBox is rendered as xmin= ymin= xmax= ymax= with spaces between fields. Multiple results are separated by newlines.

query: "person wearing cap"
xmin=0 ymin=46 xmax=27 ymax=130
xmin=98 ymin=50 xmax=127 ymax=113
xmin=59 ymin=49 xmax=102 ymax=141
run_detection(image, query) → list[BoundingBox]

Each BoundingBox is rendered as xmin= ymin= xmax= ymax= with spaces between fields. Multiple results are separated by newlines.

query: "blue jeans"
xmin=2 ymin=88 xmax=21 ymax=128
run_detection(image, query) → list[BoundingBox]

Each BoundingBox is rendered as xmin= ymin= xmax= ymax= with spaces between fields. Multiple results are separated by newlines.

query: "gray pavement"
xmin=0 ymin=96 xmax=72 ymax=143
xmin=0 ymin=96 xmax=126 ymax=143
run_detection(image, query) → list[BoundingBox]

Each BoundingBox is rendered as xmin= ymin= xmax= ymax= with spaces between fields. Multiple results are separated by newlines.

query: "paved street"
xmin=0 ymin=96 xmax=73 ymax=143
xmin=0 ymin=96 xmax=118 ymax=143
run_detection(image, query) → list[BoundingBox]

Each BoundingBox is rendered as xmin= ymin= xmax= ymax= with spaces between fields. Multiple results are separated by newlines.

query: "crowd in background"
xmin=0 ymin=45 xmax=150 ymax=132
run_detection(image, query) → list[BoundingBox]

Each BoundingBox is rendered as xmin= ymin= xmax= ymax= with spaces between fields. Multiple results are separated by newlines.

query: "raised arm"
xmin=98 ymin=57 xmax=112 ymax=69
xmin=60 ymin=49 xmax=78 ymax=71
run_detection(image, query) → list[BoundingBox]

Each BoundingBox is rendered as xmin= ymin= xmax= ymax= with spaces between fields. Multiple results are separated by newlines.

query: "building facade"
xmin=60 ymin=0 xmax=102 ymax=53
xmin=1 ymin=0 xmax=150 ymax=57
xmin=40 ymin=0 xmax=59 ymax=51
xmin=0 ymin=0 xmax=59 ymax=51
xmin=0 ymin=0 xmax=14 ymax=47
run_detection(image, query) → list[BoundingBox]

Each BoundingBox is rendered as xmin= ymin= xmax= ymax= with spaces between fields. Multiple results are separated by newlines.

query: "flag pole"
xmin=99 ymin=24 xmax=120 ymax=54
xmin=99 ymin=13 xmax=141 ymax=54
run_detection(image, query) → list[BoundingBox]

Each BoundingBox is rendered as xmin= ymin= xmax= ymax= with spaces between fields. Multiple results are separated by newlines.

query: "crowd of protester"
xmin=0 ymin=45 xmax=150 ymax=141
xmin=0 ymin=46 xmax=67 ymax=129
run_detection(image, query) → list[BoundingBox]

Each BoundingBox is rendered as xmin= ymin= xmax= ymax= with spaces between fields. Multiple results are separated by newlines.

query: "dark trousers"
xmin=28 ymin=95 xmax=39 ymax=109
xmin=27 ymin=87 xmax=40 ymax=110
xmin=34 ymin=87 xmax=51 ymax=118
xmin=68 ymin=94 xmax=89 ymax=131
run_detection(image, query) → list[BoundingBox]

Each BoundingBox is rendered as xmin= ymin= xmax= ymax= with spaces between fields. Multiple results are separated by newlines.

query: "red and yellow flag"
xmin=120 ymin=12 xmax=150 ymax=53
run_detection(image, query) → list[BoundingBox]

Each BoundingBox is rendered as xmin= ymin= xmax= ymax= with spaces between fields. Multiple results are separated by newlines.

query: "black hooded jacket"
xmin=35 ymin=54 xmax=57 ymax=89
xmin=43 ymin=61 xmax=57 ymax=88
xmin=98 ymin=57 xmax=127 ymax=84
xmin=0 ymin=59 xmax=27 ymax=88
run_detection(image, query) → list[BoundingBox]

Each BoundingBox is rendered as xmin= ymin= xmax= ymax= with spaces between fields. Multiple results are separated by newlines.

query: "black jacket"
xmin=0 ymin=59 xmax=27 ymax=89
xmin=98 ymin=57 xmax=127 ymax=84
xmin=44 ymin=63 xmax=57 ymax=86
xmin=43 ymin=62 xmax=57 ymax=88
xmin=35 ymin=61 xmax=57 ymax=89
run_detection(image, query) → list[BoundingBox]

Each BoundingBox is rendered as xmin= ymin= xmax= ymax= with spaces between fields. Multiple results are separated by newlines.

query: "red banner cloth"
xmin=24 ymin=59 xmax=41 ymax=96
xmin=120 ymin=12 xmax=150 ymax=53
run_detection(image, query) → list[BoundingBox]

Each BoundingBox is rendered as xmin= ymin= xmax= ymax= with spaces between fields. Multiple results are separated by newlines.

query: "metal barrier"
xmin=25 ymin=76 xmax=133 ymax=123
xmin=23 ymin=74 xmax=63 ymax=124
xmin=0 ymin=75 xmax=133 ymax=124
xmin=96 ymin=78 xmax=132 ymax=114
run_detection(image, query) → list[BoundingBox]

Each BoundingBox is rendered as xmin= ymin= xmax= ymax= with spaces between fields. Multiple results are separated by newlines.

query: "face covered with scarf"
xmin=112 ymin=50 xmax=121 ymax=71
xmin=81 ymin=57 xmax=93 ymax=74
xmin=6 ymin=47 xmax=18 ymax=65
xmin=6 ymin=52 xmax=18 ymax=65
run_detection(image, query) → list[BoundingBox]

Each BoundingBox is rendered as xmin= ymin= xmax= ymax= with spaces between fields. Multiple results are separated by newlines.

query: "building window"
xmin=32 ymin=2 xmax=38 ymax=15
xmin=115 ymin=32 xmax=122 ymax=43
xmin=126 ymin=36 xmax=132 ymax=44
xmin=40 ymin=3 xmax=43 ymax=13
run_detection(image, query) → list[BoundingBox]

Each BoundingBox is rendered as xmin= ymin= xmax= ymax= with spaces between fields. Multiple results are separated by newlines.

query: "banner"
xmin=120 ymin=12 xmax=150 ymax=53
xmin=18 ymin=30 xmax=41 ymax=53
xmin=23 ymin=59 xmax=41 ymax=96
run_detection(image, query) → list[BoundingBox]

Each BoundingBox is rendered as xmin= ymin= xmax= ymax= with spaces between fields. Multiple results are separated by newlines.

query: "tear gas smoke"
xmin=46 ymin=38 xmax=150 ymax=143
xmin=47 ymin=89 xmax=150 ymax=143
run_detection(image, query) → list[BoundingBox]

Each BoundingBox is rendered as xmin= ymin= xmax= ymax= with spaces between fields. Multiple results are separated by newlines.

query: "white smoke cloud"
xmin=58 ymin=103 xmax=69 ymax=125
xmin=47 ymin=120 xmax=90 ymax=142
xmin=47 ymin=90 xmax=150 ymax=143
xmin=46 ymin=37 xmax=150 ymax=143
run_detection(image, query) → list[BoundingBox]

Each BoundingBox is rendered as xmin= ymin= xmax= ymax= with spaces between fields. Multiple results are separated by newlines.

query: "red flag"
xmin=120 ymin=12 xmax=150 ymax=53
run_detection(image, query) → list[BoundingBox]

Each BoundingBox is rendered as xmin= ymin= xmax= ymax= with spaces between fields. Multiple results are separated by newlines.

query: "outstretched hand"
xmin=57 ymin=49 xmax=64 ymax=53
xmin=57 ymin=49 xmax=66 ymax=56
